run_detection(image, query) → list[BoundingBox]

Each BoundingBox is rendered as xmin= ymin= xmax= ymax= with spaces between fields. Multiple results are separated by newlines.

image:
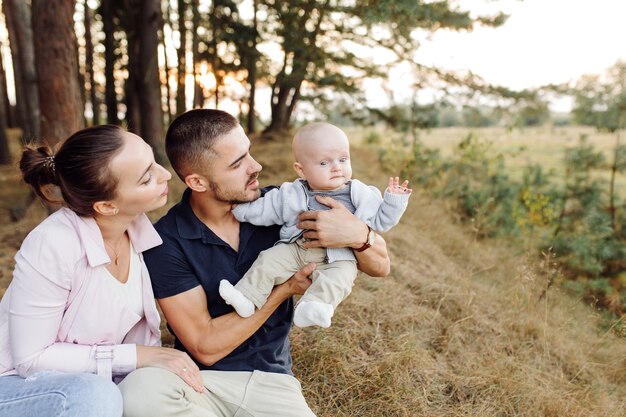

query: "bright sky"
xmin=411 ymin=0 xmax=626 ymax=105
xmin=3 ymin=0 xmax=622 ymax=118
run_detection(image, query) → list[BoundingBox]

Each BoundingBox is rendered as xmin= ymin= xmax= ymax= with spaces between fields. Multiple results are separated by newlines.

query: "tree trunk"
xmin=2 ymin=74 xmax=12 ymax=128
xmin=266 ymin=59 xmax=300 ymax=132
xmin=208 ymin=0 xmax=221 ymax=109
xmin=608 ymin=132 xmax=621 ymax=232
xmin=191 ymin=0 xmax=202 ymax=108
xmin=3 ymin=0 xmax=40 ymax=143
xmin=246 ymin=0 xmax=258 ymax=134
xmin=266 ymin=77 xmax=304 ymax=133
xmin=160 ymin=0 xmax=173 ymax=125
xmin=0 ymin=48 xmax=12 ymax=165
xmin=125 ymin=34 xmax=141 ymax=135
xmin=84 ymin=2 xmax=100 ymax=125
xmin=137 ymin=0 xmax=165 ymax=163
xmin=101 ymin=0 xmax=119 ymax=124
xmin=77 ymin=62 xmax=87 ymax=127
xmin=265 ymin=5 xmax=324 ymax=134
xmin=176 ymin=0 xmax=187 ymax=115
xmin=32 ymin=0 xmax=84 ymax=146
xmin=285 ymin=80 xmax=302 ymax=124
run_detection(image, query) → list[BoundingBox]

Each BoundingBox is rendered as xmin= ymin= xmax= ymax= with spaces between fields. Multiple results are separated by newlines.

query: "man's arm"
xmin=297 ymin=196 xmax=391 ymax=277
xmin=157 ymin=263 xmax=315 ymax=366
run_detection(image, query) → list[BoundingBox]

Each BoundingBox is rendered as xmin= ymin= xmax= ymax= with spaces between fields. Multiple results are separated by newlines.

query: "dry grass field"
xmin=1 ymin=127 xmax=626 ymax=416
xmin=346 ymin=125 xmax=626 ymax=192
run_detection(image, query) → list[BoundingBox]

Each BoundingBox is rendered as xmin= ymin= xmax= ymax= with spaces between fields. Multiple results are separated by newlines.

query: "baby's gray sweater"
xmin=233 ymin=179 xmax=410 ymax=263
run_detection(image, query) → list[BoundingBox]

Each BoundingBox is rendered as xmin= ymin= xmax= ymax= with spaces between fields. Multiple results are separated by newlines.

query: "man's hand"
xmin=275 ymin=262 xmax=316 ymax=298
xmin=297 ymin=196 xmax=368 ymax=249
xmin=297 ymin=195 xmax=391 ymax=277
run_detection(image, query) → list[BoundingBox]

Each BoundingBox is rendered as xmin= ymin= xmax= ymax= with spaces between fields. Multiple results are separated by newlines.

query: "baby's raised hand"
xmin=387 ymin=177 xmax=412 ymax=195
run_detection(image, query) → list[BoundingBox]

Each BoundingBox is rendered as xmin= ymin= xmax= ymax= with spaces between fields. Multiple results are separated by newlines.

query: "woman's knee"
xmin=0 ymin=372 xmax=121 ymax=417
xmin=65 ymin=373 xmax=123 ymax=417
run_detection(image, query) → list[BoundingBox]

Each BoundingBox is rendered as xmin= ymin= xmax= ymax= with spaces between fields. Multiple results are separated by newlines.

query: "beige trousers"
xmin=235 ymin=239 xmax=358 ymax=310
xmin=119 ymin=367 xmax=315 ymax=417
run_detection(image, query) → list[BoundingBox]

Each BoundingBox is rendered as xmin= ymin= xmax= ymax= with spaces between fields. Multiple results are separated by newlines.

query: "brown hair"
xmin=20 ymin=125 xmax=126 ymax=217
xmin=165 ymin=109 xmax=239 ymax=180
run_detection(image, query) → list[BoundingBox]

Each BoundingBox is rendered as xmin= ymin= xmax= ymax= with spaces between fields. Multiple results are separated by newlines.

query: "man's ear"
xmin=293 ymin=162 xmax=305 ymax=179
xmin=93 ymin=200 xmax=119 ymax=216
xmin=185 ymin=173 xmax=208 ymax=192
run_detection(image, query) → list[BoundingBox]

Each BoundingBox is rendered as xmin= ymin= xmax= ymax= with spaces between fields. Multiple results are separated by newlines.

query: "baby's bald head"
xmin=292 ymin=122 xmax=349 ymax=162
xmin=291 ymin=122 xmax=353 ymax=191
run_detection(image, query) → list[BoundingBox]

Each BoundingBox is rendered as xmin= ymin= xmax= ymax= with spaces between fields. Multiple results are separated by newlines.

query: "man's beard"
xmin=209 ymin=173 xmax=260 ymax=204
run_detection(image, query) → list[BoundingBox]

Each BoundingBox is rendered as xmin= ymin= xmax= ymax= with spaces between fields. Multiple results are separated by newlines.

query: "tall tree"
xmin=160 ymin=0 xmax=174 ymax=124
xmin=260 ymin=0 xmax=506 ymax=132
xmin=233 ymin=0 xmax=260 ymax=133
xmin=572 ymin=61 xmax=626 ymax=133
xmin=101 ymin=0 xmax=119 ymax=124
xmin=137 ymin=0 xmax=165 ymax=162
xmin=190 ymin=0 xmax=203 ymax=108
xmin=571 ymin=60 xmax=626 ymax=230
xmin=3 ymin=0 xmax=40 ymax=142
xmin=32 ymin=0 xmax=84 ymax=145
xmin=84 ymin=0 xmax=100 ymax=125
xmin=264 ymin=0 xmax=326 ymax=132
xmin=125 ymin=30 xmax=141 ymax=134
xmin=176 ymin=0 xmax=188 ymax=115
xmin=0 ymin=48 xmax=11 ymax=165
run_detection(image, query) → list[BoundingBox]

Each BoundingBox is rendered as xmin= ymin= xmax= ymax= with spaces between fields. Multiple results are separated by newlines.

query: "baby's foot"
xmin=293 ymin=301 xmax=334 ymax=328
xmin=219 ymin=280 xmax=255 ymax=317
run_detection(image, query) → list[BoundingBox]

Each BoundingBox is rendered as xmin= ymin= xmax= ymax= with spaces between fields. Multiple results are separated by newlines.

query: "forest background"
xmin=0 ymin=0 xmax=625 ymax=415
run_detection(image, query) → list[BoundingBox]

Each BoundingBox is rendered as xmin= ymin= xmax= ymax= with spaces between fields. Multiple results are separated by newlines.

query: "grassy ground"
xmin=1 ymin=127 xmax=625 ymax=416
xmin=256 ymin=129 xmax=626 ymax=416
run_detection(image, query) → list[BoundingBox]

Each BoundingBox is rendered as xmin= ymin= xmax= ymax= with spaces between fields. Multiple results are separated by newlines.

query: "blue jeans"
xmin=0 ymin=372 xmax=123 ymax=417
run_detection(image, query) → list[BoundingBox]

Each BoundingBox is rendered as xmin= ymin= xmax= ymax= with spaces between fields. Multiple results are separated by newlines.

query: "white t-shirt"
xmin=101 ymin=243 xmax=144 ymax=318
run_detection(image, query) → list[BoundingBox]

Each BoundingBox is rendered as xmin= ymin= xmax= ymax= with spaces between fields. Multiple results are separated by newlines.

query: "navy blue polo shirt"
xmin=144 ymin=188 xmax=293 ymax=375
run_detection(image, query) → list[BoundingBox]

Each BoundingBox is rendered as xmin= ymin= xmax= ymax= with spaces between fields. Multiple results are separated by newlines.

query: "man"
xmin=120 ymin=109 xmax=390 ymax=417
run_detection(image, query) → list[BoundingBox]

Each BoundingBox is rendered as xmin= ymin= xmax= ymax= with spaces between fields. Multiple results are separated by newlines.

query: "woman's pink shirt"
xmin=0 ymin=208 xmax=163 ymax=379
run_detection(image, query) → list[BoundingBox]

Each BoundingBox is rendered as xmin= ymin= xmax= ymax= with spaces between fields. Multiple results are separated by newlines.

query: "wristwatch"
xmin=354 ymin=226 xmax=375 ymax=252
xmin=95 ymin=344 xmax=114 ymax=380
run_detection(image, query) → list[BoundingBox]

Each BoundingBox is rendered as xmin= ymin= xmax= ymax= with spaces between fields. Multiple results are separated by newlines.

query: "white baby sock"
xmin=219 ymin=280 xmax=255 ymax=318
xmin=293 ymin=301 xmax=334 ymax=328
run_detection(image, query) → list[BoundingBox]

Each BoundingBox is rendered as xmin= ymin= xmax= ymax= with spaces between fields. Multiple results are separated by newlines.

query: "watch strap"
xmin=95 ymin=344 xmax=114 ymax=380
xmin=354 ymin=226 xmax=372 ymax=252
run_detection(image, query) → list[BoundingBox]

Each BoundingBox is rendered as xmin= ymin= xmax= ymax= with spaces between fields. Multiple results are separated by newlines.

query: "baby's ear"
xmin=293 ymin=162 xmax=305 ymax=179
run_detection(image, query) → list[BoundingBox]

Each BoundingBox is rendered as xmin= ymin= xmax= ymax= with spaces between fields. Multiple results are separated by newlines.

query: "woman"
xmin=0 ymin=125 xmax=204 ymax=417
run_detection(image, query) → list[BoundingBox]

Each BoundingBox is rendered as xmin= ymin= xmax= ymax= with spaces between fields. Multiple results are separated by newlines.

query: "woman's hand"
xmin=136 ymin=345 xmax=205 ymax=393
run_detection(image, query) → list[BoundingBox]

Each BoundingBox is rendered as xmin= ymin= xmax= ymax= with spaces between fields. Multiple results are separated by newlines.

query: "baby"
xmin=219 ymin=122 xmax=411 ymax=328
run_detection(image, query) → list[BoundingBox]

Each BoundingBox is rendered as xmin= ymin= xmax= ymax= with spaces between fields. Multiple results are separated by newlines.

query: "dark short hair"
xmin=165 ymin=109 xmax=240 ymax=180
xmin=20 ymin=125 xmax=126 ymax=217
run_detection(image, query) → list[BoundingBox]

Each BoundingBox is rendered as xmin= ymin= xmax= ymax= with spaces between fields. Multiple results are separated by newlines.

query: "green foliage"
xmin=360 ymin=101 xmax=554 ymax=130
xmin=364 ymin=130 xmax=382 ymax=145
xmin=370 ymin=128 xmax=626 ymax=316
xmin=438 ymin=134 xmax=521 ymax=236
xmin=552 ymin=208 xmax=621 ymax=276
xmin=514 ymin=100 xmax=550 ymax=127
xmin=461 ymin=106 xmax=497 ymax=127
xmin=572 ymin=60 xmax=626 ymax=132
xmin=259 ymin=0 xmax=509 ymax=130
